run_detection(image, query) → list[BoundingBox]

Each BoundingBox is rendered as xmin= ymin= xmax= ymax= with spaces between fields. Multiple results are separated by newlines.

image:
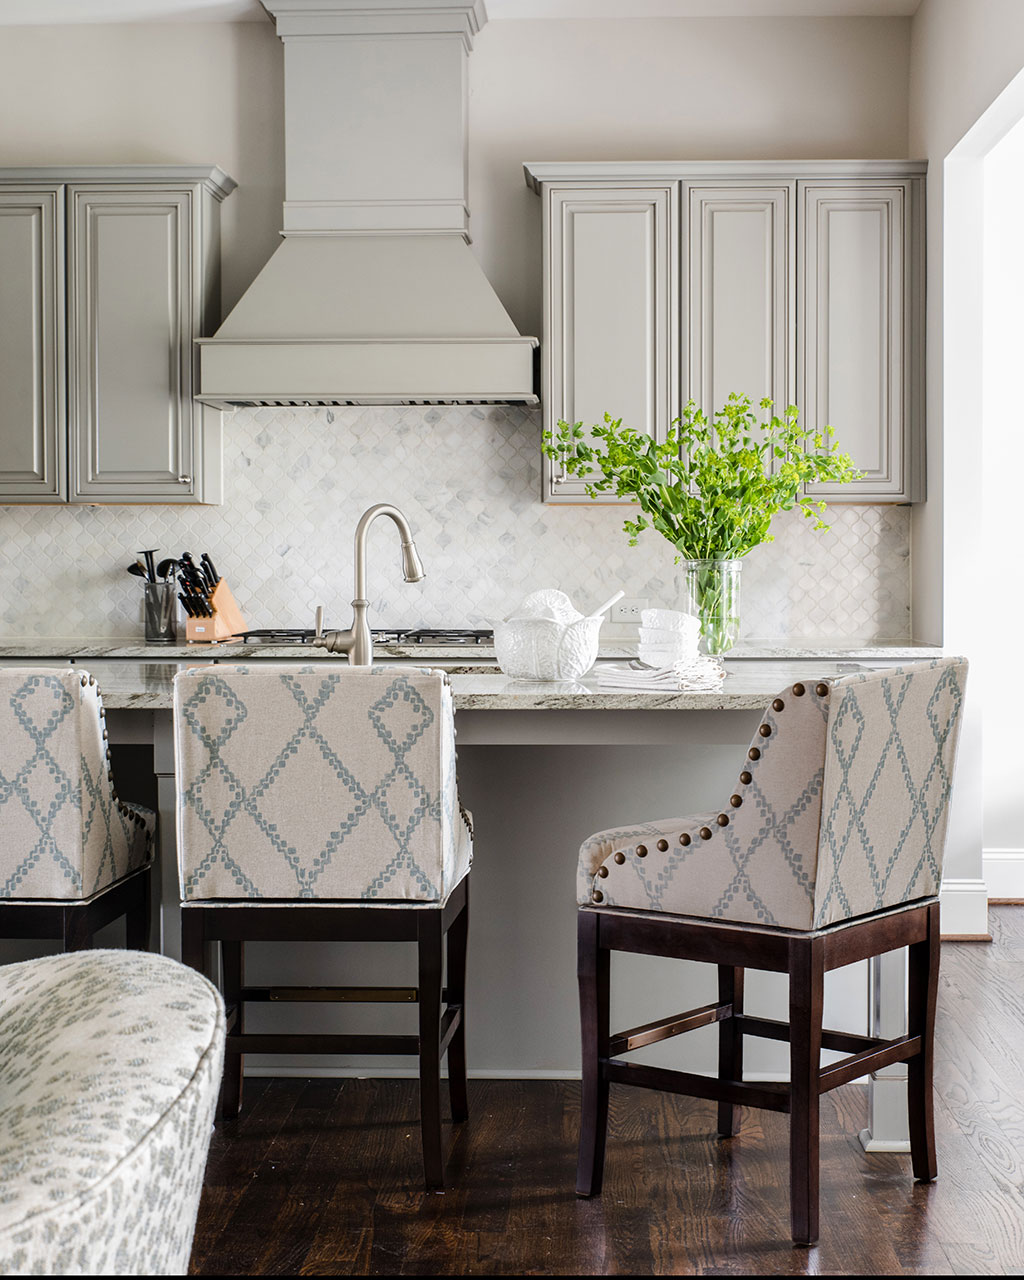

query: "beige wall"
xmin=0 ymin=20 xmax=284 ymax=314
xmin=470 ymin=16 xmax=911 ymax=338
xmin=0 ymin=14 xmax=911 ymax=340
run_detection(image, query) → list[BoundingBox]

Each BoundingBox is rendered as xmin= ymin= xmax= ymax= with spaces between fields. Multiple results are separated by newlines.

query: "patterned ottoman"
xmin=0 ymin=950 xmax=225 ymax=1275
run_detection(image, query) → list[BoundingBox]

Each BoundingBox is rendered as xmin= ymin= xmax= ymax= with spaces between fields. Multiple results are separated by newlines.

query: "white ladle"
xmin=587 ymin=589 xmax=625 ymax=619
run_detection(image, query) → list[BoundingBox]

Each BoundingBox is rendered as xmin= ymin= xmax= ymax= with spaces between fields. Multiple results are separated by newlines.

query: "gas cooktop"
xmin=233 ymin=627 xmax=493 ymax=646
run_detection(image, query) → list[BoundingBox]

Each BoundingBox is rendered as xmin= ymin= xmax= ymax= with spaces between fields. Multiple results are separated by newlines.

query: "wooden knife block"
xmin=185 ymin=580 xmax=247 ymax=644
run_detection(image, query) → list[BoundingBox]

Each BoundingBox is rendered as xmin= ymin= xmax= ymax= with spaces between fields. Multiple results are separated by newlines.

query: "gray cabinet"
xmin=540 ymin=183 xmax=677 ymax=501
xmin=525 ymin=161 xmax=925 ymax=504
xmin=0 ymin=166 xmax=235 ymax=505
xmin=799 ymin=180 xmax=924 ymax=503
xmin=0 ymin=188 xmax=64 ymax=502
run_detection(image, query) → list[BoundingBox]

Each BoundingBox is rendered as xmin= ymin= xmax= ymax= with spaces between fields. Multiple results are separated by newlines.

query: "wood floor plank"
xmin=190 ymin=908 xmax=1024 ymax=1275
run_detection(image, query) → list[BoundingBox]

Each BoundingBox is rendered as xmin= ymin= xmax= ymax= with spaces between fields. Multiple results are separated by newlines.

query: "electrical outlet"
xmin=611 ymin=597 xmax=648 ymax=624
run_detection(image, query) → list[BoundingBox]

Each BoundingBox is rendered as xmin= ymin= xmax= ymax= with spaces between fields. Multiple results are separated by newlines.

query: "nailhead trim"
xmin=716 ymin=813 xmax=729 ymax=827
xmin=772 ymin=698 xmax=785 ymax=712
xmin=740 ymin=771 xmax=752 ymax=785
xmin=679 ymin=832 xmax=691 ymax=846
xmin=614 ymin=851 xmax=625 ymax=865
xmin=792 ymin=683 xmax=805 ymax=696
xmin=636 ymin=845 xmax=648 ymax=858
xmin=815 ymin=682 xmax=829 ymax=697
xmin=748 ymin=748 xmax=760 ymax=761
xmin=699 ymin=826 xmax=712 ymax=840
xmin=730 ymin=794 xmax=742 ymax=807
xmin=656 ymin=839 xmax=668 ymax=852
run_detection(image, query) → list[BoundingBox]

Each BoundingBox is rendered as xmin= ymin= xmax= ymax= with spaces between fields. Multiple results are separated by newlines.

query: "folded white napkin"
xmin=597 ymin=655 xmax=725 ymax=692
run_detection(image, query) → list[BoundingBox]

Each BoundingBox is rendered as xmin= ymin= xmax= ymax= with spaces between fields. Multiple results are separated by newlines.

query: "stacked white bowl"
xmin=638 ymin=608 xmax=700 ymax=667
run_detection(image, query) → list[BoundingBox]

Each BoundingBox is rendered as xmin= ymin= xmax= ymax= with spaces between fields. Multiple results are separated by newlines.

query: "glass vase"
xmin=682 ymin=559 xmax=742 ymax=655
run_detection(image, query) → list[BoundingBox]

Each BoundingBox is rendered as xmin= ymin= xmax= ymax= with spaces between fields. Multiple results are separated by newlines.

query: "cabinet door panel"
xmin=0 ymin=190 xmax=65 ymax=501
xmin=800 ymin=182 xmax=917 ymax=501
xmin=686 ymin=184 xmax=794 ymax=420
xmin=544 ymin=185 xmax=676 ymax=502
xmin=69 ymin=188 xmax=195 ymax=500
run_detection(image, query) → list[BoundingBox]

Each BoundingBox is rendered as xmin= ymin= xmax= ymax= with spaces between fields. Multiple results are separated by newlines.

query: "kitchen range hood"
xmin=196 ymin=0 xmax=538 ymax=409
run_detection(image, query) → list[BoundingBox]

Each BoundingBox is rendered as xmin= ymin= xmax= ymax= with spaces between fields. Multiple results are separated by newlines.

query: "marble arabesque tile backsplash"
xmin=0 ymin=404 xmax=910 ymax=639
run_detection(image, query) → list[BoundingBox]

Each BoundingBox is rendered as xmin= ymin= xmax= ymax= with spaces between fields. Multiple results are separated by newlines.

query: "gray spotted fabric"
xmin=0 ymin=949 xmax=225 ymax=1276
xmin=174 ymin=664 xmax=472 ymax=903
xmin=0 ymin=669 xmax=154 ymax=900
xmin=580 ymin=658 xmax=967 ymax=930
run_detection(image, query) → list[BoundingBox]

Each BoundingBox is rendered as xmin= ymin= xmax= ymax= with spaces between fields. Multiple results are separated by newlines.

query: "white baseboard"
xmin=939 ymin=876 xmax=990 ymax=935
xmin=983 ymin=849 xmax=1024 ymax=899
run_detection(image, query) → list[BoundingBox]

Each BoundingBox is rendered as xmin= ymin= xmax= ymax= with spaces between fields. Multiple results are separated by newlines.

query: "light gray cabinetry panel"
xmin=799 ymin=181 xmax=923 ymax=502
xmin=527 ymin=161 xmax=925 ymax=506
xmin=68 ymin=189 xmax=194 ymax=500
xmin=542 ymin=184 xmax=677 ymax=503
xmin=685 ymin=183 xmax=795 ymax=418
xmin=0 ymin=166 xmax=234 ymax=506
xmin=0 ymin=189 xmax=64 ymax=502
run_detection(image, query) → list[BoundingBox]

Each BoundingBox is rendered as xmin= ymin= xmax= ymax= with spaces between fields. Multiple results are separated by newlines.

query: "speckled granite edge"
xmin=0 ymin=637 xmax=942 ymax=661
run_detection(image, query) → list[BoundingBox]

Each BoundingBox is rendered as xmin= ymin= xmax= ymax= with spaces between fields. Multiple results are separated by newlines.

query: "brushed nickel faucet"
xmin=313 ymin=503 xmax=425 ymax=665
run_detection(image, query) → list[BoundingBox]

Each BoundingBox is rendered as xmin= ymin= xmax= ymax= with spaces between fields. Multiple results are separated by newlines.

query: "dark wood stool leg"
xmin=717 ymin=965 xmax=745 ymax=1137
xmin=62 ymin=904 xmax=92 ymax=952
xmin=445 ymin=886 xmax=470 ymax=1124
xmin=576 ymin=909 xmax=610 ymax=1197
xmin=418 ymin=911 xmax=445 ymax=1191
xmin=125 ymin=867 xmax=151 ymax=951
xmin=789 ymin=935 xmax=824 ymax=1246
xmin=219 ymin=939 xmax=244 ymax=1120
xmin=908 ymin=900 xmax=940 ymax=1182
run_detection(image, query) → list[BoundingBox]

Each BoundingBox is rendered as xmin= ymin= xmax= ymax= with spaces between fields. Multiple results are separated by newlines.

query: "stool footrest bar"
xmin=604 ymin=1058 xmax=791 ymax=1113
xmin=608 ymin=1001 xmax=732 ymax=1056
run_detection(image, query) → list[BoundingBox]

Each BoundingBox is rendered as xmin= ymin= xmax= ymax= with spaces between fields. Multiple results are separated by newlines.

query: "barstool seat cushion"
xmin=0 ymin=949 xmax=224 ymax=1276
xmin=0 ymin=670 xmax=154 ymax=901
xmin=175 ymin=665 xmax=472 ymax=903
xmin=578 ymin=660 xmax=967 ymax=931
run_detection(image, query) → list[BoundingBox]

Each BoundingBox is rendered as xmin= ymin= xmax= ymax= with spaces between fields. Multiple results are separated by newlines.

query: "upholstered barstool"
xmin=574 ymin=657 xmax=967 ymax=1245
xmin=0 ymin=668 xmax=154 ymax=950
xmin=173 ymin=664 xmax=472 ymax=1190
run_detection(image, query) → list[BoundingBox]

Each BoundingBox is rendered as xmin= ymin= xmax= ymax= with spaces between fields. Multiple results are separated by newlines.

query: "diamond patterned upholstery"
xmin=0 ymin=669 xmax=154 ymax=900
xmin=579 ymin=658 xmax=967 ymax=930
xmin=174 ymin=665 xmax=472 ymax=903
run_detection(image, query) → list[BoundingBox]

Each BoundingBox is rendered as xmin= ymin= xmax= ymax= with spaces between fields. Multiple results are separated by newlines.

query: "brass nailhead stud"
xmin=815 ymin=682 xmax=829 ymax=697
xmin=748 ymin=748 xmax=761 ymax=761
xmin=793 ymin=683 xmax=806 ymax=696
xmin=772 ymin=698 xmax=785 ymax=712
xmin=758 ymin=724 xmax=772 ymax=737
xmin=593 ymin=889 xmax=604 ymax=903
xmin=699 ymin=826 xmax=713 ymax=840
xmin=636 ymin=844 xmax=648 ymax=858
xmin=614 ymin=851 xmax=626 ymax=865
xmin=717 ymin=813 xmax=729 ymax=827
xmin=656 ymin=839 xmax=669 ymax=852
xmin=598 ymin=866 xmax=609 ymax=878
xmin=679 ymin=832 xmax=691 ymax=846
xmin=740 ymin=771 xmax=752 ymax=785
xmin=730 ymin=794 xmax=743 ymax=808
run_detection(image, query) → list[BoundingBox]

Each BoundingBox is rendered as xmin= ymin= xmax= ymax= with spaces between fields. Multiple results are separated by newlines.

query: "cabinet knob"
xmin=177 ymin=474 xmax=193 ymax=485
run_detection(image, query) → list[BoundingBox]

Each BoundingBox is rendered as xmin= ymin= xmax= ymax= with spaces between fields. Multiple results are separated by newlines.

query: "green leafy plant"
xmin=542 ymin=394 xmax=861 ymax=559
xmin=542 ymin=394 xmax=862 ymax=653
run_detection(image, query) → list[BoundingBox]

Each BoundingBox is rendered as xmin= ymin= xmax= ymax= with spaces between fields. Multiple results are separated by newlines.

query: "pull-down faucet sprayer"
xmin=313 ymin=503 xmax=425 ymax=666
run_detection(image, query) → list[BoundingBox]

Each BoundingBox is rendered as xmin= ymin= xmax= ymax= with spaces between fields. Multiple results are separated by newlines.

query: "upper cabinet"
xmin=0 ymin=166 xmax=236 ymax=505
xmin=526 ymin=161 xmax=925 ymax=505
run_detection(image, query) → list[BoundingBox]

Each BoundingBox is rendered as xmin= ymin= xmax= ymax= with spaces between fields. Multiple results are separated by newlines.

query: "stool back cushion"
xmin=813 ymin=657 xmax=968 ymax=927
xmin=174 ymin=665 xmax=472 ymax=902
xmin=0 ymin=669 xmax=153 ymax=900
xmin=579 ymin=657 xmax=967 ymax=931
xmin=0 ymin=949 xmax=224 ymax=1276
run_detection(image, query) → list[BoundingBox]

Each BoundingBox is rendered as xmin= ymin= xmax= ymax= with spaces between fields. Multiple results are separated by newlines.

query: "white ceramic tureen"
xmin=493 ymin=588 xmax=623 ymax=681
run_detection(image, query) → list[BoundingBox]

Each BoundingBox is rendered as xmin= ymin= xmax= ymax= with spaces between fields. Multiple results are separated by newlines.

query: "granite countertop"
xmin=90 ymin=658 xmax=929 ymax=713
xmin=0 ymin=636 xmax=942 ymax=662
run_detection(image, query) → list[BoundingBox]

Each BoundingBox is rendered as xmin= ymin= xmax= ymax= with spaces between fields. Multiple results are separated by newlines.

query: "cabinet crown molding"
xmin=0 ymin=166 xmax=237 ymax=201
xmin=523 ymin=159 xmax=927 ymax=193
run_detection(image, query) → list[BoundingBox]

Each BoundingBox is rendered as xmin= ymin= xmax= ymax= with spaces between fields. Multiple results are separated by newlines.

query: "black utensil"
xmin=200 ymin=553 xmax=220 ymax=588
xmin=157 ymin=558 xmax=176 ymax=582
xmin=139 ymin=550 xmax=158 ymax=583
xmin=126 ymin=561 xmax=148 ymax=579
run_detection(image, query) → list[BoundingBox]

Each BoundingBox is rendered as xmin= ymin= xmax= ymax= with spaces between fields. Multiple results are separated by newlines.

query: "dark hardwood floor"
xmin=190 ymin=907 xmax=1024 ymax=1276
